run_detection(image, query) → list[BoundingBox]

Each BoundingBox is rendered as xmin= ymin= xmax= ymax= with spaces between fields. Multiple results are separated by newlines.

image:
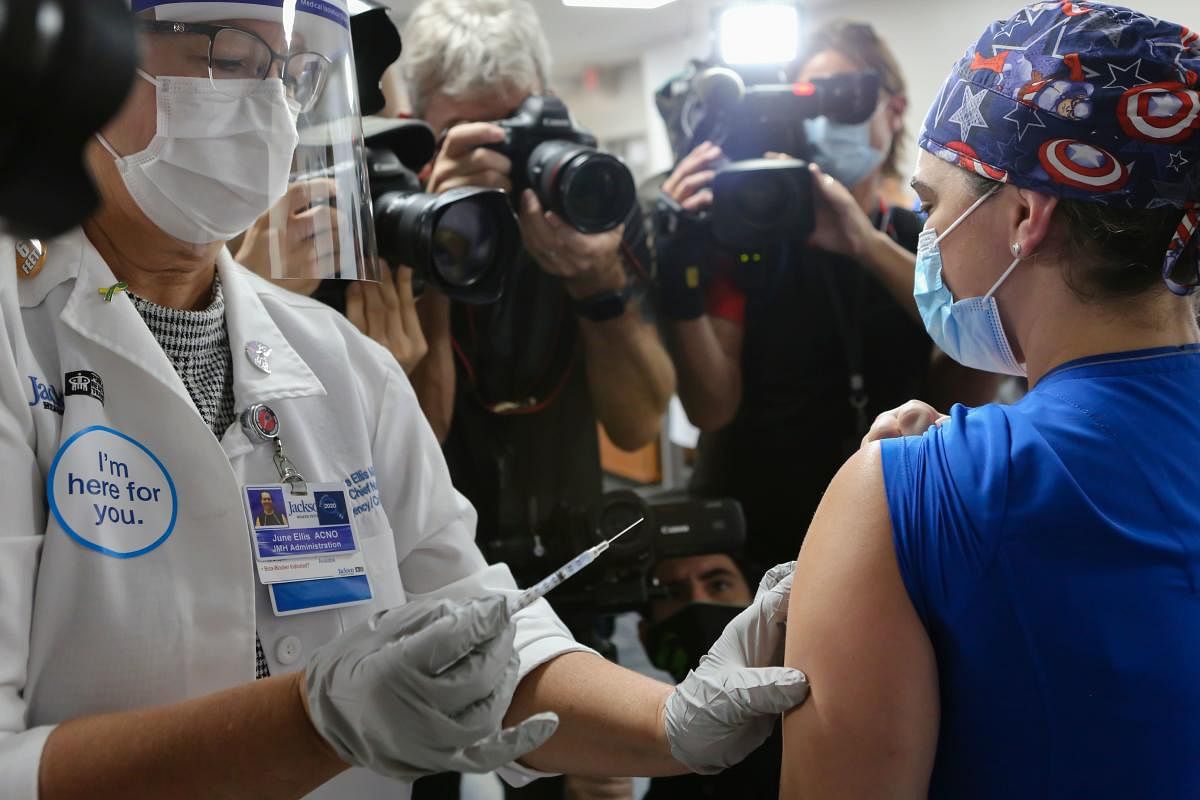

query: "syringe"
xmin=508 ymin=517 xmax=645 ymax=614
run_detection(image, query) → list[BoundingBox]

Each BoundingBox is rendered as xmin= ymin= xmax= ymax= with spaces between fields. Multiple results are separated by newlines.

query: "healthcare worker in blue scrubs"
xmin=0 ymin=2 xmax=808 ymax=798
xmin=777 ymin=3 xmax=1200 ymax=798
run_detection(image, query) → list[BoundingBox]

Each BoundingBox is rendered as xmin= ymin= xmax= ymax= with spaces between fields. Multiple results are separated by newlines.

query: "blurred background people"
xmin=653 ymin=19 xmax=1000 ymax=568
xmin=398 ymin=0 xmax=677 ymax=795
xmin=401 ymin=0 xmax=675 ymax=582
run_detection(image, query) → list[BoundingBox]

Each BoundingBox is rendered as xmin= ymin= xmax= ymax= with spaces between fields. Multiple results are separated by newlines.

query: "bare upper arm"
xmin=780 ymin=443 xmax=940 ymax=800
xmin=711 ymin=315 xmax=744 ymax=367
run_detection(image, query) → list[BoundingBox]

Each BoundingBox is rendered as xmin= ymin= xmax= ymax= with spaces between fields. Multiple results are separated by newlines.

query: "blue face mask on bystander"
xmin=802 ymin=116 xmax=885 ymax=188
xmin=913 ymin=184 xmax=1027 ymax=377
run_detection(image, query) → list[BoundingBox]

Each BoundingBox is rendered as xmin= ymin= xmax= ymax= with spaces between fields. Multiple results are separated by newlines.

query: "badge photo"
xmin=248 ymin=486 xmax=290 ymax=529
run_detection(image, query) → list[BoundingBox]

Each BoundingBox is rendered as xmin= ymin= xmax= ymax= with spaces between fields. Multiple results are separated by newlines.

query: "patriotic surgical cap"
xmin=920 ymin=1 xmax=1200 ymax=293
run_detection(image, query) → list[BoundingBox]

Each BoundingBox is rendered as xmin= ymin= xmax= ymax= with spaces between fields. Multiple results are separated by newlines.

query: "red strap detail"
xmin=706 ymin=267 xmax=746 ymax=326
xmin=1064 ymin=53 xmax=1085 ymax=82
xmin=970 ymin=51 xmax=1009 ymax=74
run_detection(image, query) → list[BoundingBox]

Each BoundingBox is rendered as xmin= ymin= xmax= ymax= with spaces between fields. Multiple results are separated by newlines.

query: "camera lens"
xmin=732 ymin=177 xmax=787 ymax=222
xmin=711 ymin=158 xmax=815 ymax=246
xmin=591 ymin=490 xmax=652 ymax=557
xmin=432 ymin=201 xmax=498 ymax=288
xmin=375 ymin=186 xmax=519 ymax=304
xmin=818 ymin=71 xmax=882 ymax=125
xmin=728 ymin=171 xmax=799 ymax=234
xmin=528 ymin=141 xmax=636 ymax=234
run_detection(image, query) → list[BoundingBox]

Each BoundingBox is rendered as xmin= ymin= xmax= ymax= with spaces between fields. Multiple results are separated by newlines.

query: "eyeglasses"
xmin=138 ymin=20 xmax=332 ymax=113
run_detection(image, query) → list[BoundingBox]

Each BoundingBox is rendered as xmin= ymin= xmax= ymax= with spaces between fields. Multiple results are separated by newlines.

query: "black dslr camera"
xmin=485 ymin=95 xmax=637 ymax=235
xmin=367 ymin=123 xmax=521 ymax=305
xmin=660 ymin=68 xmax=880 ymax=248
xmin=308 ymin=121 xmax=521 ymax=308
xmin=484 ymin=490 xmax=746 ymax=614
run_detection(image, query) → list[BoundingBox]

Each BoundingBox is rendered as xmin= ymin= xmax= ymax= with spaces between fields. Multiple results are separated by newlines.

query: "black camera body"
xmin=667 ymin=69 xmax=881 ymax=249
xmin=307 ymin=122 xmax=521 ymax=309
xmin=710 ymin=72 xmax=882 ymax=162
xmin=486 ymin=95 xmax=637 ymax=235
xmin=484 ymin=490 xmax=746 ymax=614
xmin=369 ymin=150 xmax=520 ymax=305
xmin=710 ymin=157 xmax=816 ymax=246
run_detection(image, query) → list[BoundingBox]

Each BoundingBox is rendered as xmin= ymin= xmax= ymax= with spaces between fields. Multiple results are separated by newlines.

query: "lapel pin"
xmin=98 ymin=282 xmax=129 ymax=302
xmin=245 ymin=341 xmax=273 ymax=374
xmin=16 ymin=239 xmax=47 ymax=279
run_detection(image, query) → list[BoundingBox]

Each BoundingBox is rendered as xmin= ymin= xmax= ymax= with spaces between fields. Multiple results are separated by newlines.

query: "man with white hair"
xmin=402 ymin=0 xmax=676 ymax=575
xmin=399 ymin=3 xmax=680 ymax=796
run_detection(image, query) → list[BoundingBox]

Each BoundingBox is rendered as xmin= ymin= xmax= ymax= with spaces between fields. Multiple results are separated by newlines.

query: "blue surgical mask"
xmin=913 ymin=185 xmax=1027 ymax=377
xmin=802 ymin=116 xmax=885 ymax=187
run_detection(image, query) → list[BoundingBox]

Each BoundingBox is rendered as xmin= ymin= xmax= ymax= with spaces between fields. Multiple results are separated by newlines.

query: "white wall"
xmin=550 ymin=0 xmax=1199 ymax=182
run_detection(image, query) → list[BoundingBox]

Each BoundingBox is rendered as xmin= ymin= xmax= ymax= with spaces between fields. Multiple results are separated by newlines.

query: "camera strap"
xmin=818 ymin=199 xmax=895 ymax=439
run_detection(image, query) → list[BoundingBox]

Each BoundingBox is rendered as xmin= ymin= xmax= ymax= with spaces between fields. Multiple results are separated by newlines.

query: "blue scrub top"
xmin=882 ymin=344 xmax=1200 ymax=799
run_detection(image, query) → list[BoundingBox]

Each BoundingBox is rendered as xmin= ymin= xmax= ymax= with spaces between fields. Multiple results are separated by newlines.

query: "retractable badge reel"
xmin=241 ymin=404 xmax=307 ymax=494
xmin=239 ymin=403 xmax=373 ymax=616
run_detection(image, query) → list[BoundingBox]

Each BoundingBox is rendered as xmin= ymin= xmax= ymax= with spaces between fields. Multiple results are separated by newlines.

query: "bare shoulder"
xmin=780 ymin=443 xmax=939 ymax=800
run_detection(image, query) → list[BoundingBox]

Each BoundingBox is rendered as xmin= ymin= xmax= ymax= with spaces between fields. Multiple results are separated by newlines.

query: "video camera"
xmin=658 ymin=66 xmax=880 ymax=248
xmin=486 ymin=95 xmax=637 ymax=235
xmin=484 ymin=490 xmax=746 ymax=614
xmin=0 ymin=0 xmax=136 ymax=239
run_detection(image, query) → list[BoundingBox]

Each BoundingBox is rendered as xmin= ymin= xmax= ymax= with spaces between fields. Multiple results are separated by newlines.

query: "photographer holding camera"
xmin=397 ymin=0 xmax=675 ymax=795
xmin=657 ymin=21 xmax=999 ymax=568
xmin=402 ymin=1 xmax=674 ymax=603
xmin=402 ymin=0 xmax=674 ymax=454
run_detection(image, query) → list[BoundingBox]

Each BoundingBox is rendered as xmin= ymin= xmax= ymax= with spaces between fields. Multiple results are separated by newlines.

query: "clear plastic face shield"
xmin=131 ymin=0 xmax=378 ymax=282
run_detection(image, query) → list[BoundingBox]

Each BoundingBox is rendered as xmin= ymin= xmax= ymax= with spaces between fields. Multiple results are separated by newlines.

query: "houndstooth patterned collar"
xmin=130 ymin=275 xmax=236 ymax=438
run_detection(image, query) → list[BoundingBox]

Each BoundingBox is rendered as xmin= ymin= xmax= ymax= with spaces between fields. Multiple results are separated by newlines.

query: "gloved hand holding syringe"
xmin=425 ymin=516 xmax=646 ymax=681
xmin=507 ymin=517 xmax=645 ymax=614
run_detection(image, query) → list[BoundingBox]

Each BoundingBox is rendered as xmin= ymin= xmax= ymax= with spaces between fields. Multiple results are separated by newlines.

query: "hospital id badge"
xmin=242 ymin=483 xmax=373 ymax=616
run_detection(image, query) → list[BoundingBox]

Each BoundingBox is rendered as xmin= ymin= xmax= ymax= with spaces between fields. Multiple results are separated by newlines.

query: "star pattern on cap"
xmin=922 ymin=4 xmax=1200 ymax=216
xmin=1003 ymin=104 xmax=1047 ymax=141
xmin=949 ymin=85 xmax=990 ymax=141
xmin=1114 ymin=9 xmax=1162 ymax=28
xmin=994 ymin=14 xmax=1078 ymax=59
xmin=1102 ymin=59 xmax=1151 ymax=91
xmin=1148 ymin=39 xmax=1197 ymax=82
xmin=1073 ymin=13 xmax=1127 ymax=48
xmin=995 ymin=7 xmax=1049 ymax=40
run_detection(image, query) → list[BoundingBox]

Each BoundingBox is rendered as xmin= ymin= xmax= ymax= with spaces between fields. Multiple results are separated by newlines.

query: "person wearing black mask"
xmin=640 ymin=554 xmax=782 ymax=800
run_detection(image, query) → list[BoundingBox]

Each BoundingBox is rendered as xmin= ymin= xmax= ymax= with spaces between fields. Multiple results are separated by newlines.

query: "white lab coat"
xmin=0 ymin=229 xmax=590 ymax=799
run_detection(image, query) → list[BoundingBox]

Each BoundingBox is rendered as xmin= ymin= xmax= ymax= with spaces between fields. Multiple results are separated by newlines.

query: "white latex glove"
xmin=305 ymin=595 xmax=559 ymax=781
xmin=664 ymin=561 xmax=808 ymax=774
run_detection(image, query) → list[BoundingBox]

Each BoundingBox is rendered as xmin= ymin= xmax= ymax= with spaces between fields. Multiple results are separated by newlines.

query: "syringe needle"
xmin=605 ymin=517 xmax=645 ymax=547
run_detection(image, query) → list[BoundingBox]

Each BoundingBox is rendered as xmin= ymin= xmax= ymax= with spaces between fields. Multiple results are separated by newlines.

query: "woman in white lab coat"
xmin=0 ymin=2 xmax=808 ymax=798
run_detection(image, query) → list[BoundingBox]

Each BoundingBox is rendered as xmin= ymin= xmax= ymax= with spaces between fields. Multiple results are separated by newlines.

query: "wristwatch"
xmin=572 ymin=283 xmax=633 ymax=322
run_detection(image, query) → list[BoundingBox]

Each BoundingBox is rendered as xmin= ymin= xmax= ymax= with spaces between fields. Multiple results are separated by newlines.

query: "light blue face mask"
xmin=802 ymin=116 xmax=885 ymax=188
xmin=913 ymin=185 xmax=1027 ymax=377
